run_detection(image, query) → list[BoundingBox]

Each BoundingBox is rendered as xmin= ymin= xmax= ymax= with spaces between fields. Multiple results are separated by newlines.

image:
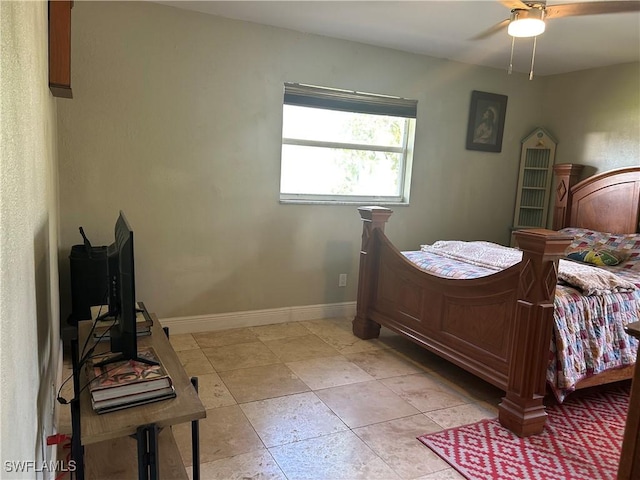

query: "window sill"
xmin=279 ymin=199 xmax=410 ymax=206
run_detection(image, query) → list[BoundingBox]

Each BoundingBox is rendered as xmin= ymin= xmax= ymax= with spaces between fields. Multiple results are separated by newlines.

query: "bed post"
xmin=353 ymin=206 xmax=393 ymax=339
xmin=552 ymin=164 xmax=584 ymax=230
xmin=499 ymin=228 xmax=572 ymax=437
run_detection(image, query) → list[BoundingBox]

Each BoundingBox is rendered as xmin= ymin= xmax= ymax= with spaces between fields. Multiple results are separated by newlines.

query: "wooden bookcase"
xmin=512 ymin=128 xmax=558 ymax=232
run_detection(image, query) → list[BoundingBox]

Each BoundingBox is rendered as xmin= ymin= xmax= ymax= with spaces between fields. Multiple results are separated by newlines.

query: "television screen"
xmin=94 ymin=211 xmax=157 ymax=367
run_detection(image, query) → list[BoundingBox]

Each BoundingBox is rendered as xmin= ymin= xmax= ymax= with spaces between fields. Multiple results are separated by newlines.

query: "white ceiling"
xmin=155 ymin=0 xmax=640 ymax=76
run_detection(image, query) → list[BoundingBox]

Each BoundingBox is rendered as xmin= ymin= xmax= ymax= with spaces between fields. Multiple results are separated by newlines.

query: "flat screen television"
xmin=94 ymin=211 xmax=157 ymax=367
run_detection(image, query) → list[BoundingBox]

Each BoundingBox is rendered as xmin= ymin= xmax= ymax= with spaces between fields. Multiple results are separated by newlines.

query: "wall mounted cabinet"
xmin=49 ymin=1 xmax=73 ymax=98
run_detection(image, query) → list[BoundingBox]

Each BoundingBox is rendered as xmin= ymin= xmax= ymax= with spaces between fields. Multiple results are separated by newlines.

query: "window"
xmin=280 ymin=83 xmax=417 ymax=204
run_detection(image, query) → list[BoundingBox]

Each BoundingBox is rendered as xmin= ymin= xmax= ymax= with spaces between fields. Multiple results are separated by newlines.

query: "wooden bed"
xmin=353 ymin=163 xmax=640 ymax=437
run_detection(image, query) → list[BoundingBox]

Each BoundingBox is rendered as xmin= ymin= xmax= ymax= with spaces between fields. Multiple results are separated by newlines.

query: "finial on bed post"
xmin=552 ymin=164 xmax=584 ymax=230
xmin=499 ymin=228 xmax=572 ymax=437
xmin=353 ymin=207 xmax=393 ymax=339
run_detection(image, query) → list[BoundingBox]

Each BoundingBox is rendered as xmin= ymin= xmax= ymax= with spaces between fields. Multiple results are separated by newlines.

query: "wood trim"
xmin=49 ymin=1 xmax=73 ymax=98
xmin=619 ymin=323 xmax=640 ymax=479
xmin=552 ymin=163 xmax=585 ymax=230
xmin=569 ymin=167 xmax=640 ymax=233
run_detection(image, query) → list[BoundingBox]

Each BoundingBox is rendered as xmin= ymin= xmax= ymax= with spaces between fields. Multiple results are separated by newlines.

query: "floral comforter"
xmin=403 ymin=243 xmax=640 ymax=402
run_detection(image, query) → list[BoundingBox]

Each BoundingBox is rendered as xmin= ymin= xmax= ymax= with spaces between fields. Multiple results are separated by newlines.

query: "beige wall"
xmin=0 ymin=0 xmax=635 ymax=473
xmin=1 ymin=1 xmax=61 ymax=477
xmin=56 ymin=2 xmax=639 ymax=321
xmin=542 ymin=62 xmax=640 ymax=178
xmin=57 ymin=1 xmax=547 ymax=319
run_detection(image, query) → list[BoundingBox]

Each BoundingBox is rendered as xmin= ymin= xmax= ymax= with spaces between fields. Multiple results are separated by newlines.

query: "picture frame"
xmin=465 ymin=90 xmax=508 ymax=152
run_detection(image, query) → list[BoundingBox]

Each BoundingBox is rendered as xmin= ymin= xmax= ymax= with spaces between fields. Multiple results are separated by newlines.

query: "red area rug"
xmin=417 ymin=385 xmax=629 ymax=480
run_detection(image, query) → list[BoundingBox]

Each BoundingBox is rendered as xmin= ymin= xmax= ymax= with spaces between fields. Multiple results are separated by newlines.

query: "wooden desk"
xmin=619 ymin=321 xmax=640 ymax=479
xmin=72 ymin=307 xmax=205 ymax=479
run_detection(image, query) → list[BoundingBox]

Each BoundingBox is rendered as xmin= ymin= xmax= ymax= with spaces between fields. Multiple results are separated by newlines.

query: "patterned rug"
xmin=417 ymin=385 xmax=629 ymax=480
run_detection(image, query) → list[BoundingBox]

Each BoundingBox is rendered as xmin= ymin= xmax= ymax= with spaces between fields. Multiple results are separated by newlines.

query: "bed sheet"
xmin=402 ymin=249 xmax=640 ymax=401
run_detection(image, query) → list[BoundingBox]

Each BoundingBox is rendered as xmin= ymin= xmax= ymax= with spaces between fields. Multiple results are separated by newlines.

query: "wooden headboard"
xmin=553 ymin=164 xmax=640 ymax=234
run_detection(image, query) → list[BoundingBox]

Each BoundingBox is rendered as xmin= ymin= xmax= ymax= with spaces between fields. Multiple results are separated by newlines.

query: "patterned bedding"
xmin=402 ymin=232 xmax=640 ymax=402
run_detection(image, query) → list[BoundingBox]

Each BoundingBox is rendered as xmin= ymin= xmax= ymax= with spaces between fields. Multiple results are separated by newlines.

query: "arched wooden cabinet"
xmin=511 ymin=128 xmax=558 ymax=231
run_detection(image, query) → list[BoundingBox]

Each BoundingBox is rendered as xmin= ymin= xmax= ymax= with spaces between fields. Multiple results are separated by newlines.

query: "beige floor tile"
xmin=345 ymin=349 xmax=425 ymax=379
xmin=219 ymin=363 xmax=310 ymax=403
xmin=240 ymin=392 xmax=348 ymax=447
xmin=173 ymin=405 xmax=264 ymax=466
xmin=168 ymin=333 xmax=200 ymax=352
xmin=353 ymin=415 xmax=449 ymax=479
xmin=192 ymin=450 xmax=287 ymax=480
xmin=302 ymin=318 xmax=352 ymax=335
xmin=302 ymin=319 xmax=384 ymax=354
xmin=62 ymin=318 xmax=522 ymax=479
xmin=286 ymin=355 xmax=375 ymax=390
xmin=193 ymin=328 xmax=258 ymax=348
xmin=176 ymin=348 xmax=215 ymax=376
xmin=427 ymin=365 xmax=505 ymax=402
xmin=250 ymin=322 xmax=311 ymax=341
xmin=318 ymin=329 xmax=385 ymax=355
xmin=376 ymin=335 xmax=445 ymax=370
xmin=476 ymin=397 xmax=500 ymax=416
xmin=316 ymin=380 xmax=420 ymax=428
xmin=424 ymin=402 xmax=496 ymax=429
xmin=415 ymin=468 xmax=467 ymax=480
xmin=192 ymin=372 xmax=236 ymax=409
xmin=202 ymin=341 xmax=281 ymax=372
xmin=382 ymin=374 xmax=469 ymax=412
xmin=98 ymin=320 xmax=531 ymax=479
xmin=262 ymin=334 xmax=341 ymax=362
xmin=269 ymin=430 xmax=402 ymax=480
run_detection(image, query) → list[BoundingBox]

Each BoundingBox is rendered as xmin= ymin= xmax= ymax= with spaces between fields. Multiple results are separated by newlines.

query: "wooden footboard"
xmin=353 ymin=206 xmax=572 ymax=437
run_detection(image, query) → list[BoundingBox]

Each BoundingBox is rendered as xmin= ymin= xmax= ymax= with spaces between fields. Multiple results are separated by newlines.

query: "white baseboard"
xmin=159 ymin=301 xmax=357 ymax=335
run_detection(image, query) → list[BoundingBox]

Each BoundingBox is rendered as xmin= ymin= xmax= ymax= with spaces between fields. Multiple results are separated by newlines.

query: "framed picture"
xmin=465 ymin=90 xmax=508 ymax=152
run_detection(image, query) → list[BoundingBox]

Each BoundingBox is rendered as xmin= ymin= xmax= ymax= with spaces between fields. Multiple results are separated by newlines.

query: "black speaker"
xmin=68 ymin=228 xmax=108 ymax=324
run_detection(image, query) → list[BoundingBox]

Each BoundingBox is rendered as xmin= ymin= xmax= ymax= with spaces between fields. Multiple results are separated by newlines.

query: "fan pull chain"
xmin=508 ymin=36 xmax=515 ymax=75
xmin=529 ymin=35 xmax=538 ymax=80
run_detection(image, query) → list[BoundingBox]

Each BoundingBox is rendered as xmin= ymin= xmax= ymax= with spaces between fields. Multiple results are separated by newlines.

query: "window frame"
xmin=279 ymin=83 xmax=417 ymax=205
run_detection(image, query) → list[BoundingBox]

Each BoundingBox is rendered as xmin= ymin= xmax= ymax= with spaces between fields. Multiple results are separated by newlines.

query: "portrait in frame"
xmin=465 ymin=90 xmax=508 ymax=152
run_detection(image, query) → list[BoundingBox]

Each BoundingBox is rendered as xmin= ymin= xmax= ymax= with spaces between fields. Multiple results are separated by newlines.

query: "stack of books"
xmin=91 ymin=304 xmax=153 ymax=341
xmin=85 ymin=346 xmax=175 ymax=414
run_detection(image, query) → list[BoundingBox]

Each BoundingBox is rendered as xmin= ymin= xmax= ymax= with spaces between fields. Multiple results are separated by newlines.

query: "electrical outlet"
xmin=338 ymin=273 xmax=347 ymax=287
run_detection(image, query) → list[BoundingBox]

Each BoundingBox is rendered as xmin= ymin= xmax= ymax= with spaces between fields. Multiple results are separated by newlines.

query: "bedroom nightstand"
xmin=619 ymin=321 xmax=640 ymax=479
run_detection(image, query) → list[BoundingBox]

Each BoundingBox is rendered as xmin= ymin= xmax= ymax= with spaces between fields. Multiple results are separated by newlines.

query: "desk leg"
xmin=70 ymin=338 xmax=84 ymax=480
xmin=190 ymin=377 xmax=200 ymax=480
xmin=70 ymin=398 xmax=84 ymax=480
xmin=136 ymin=424 xmax=159 ymax=480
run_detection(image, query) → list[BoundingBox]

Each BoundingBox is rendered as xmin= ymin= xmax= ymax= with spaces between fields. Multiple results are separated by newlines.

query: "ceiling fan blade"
xmin=500 ymin=0 xmax=530 ymax=10
xmin=545 ymin=1 xmax=640 ymax=19
xmin=470 ymin=18 xmax=511 ymax=40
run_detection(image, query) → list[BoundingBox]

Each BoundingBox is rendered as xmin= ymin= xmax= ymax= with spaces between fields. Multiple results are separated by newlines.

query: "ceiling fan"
xmin=474 ymin=0 xmax=640 ymax=40
xmin=474 ymin=0 xmax=640 ymax=79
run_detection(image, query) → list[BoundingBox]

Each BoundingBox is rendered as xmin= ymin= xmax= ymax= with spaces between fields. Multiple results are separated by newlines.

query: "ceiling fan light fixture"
xmin=508 ymin=8 xmax=546 ymax=37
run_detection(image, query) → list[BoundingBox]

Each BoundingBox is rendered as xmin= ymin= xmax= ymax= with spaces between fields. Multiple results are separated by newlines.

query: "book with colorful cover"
xmin=92 ymin=386 xmax=176 ymax=414
xmin=86 ymin=346 xmax=174 ymax=404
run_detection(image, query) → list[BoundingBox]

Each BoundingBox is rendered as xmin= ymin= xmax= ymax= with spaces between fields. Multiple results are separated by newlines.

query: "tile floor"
xmin=164 ymin=317 xmax=504 ymax=480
